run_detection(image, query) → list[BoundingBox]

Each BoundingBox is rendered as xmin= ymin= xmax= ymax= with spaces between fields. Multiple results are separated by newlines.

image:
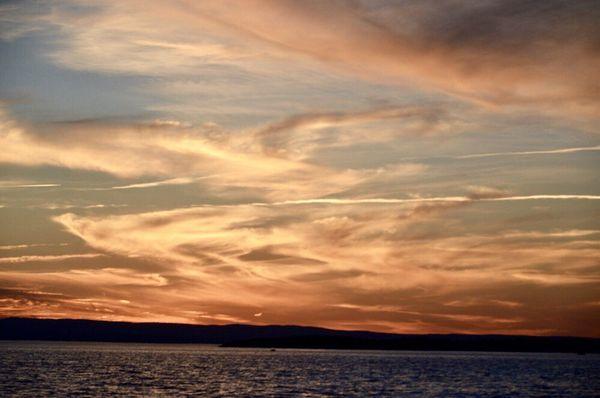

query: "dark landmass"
xmin=1 ymin=317 xmax=598 ymax=353
xmin=223 ymin=335 xmax=599 ymax=354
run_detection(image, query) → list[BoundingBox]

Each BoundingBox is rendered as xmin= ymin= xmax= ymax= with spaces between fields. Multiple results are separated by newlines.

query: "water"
xmin=1 ymin=341 xmax=598 ymax=397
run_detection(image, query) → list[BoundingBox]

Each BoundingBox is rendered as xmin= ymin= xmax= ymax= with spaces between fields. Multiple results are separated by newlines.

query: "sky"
xmin=0 ymin=0 xmax=599 ymax=337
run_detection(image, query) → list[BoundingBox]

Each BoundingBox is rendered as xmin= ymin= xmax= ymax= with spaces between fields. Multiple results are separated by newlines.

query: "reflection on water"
xmin=1 ymin=341 xmax=599 ymax=397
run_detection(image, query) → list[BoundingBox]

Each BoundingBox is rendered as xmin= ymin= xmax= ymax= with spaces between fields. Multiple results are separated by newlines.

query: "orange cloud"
xmin=1 ymin=0 xmax=598 ymax=337
xmin=22 ymin=196 xmax=595 ymax=335
xmin=0 ymin=107 xmax=429 ymax=201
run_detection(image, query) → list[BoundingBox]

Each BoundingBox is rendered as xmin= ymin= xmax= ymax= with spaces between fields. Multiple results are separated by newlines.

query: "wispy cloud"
xmin=11 ymin=0 xmax=597 ymax=117
xmin=0 ymin=253 xmax=104 ymax=264
xmin=41 ymin=191 xmax=599 ymax=334
xmin=0 ymin=108 xmax=426 ymax=201
xmin=0 ymin=243 xmax=70 ymax=250
xmin=181 ymin=0 xmax=600 ymax=117
xmin=260 ymin=194 xmax=600 ymax=207
xmin=0 ymin=181 xmax=61 ymax=188
xmin=250 ymin=105 xmax=453 ymax=158
xmin=1 ymin=0 xmax=598 ymax=336
xmin=255 ymin=106 xmax=439 ymax=142
xmin=486 ymin=195 xmax=600 ymax=201
xmin=456 ymin=145 xmax=600 ymax=159
xmin=108 ymin=177 xmax=202 ymax=190
xmin=28 ymin=203 xmax=127 ymax=210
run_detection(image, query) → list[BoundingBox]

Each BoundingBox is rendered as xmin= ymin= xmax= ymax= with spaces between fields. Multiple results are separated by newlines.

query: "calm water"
xmin=1 ymin=341 xmax=598 ymax=397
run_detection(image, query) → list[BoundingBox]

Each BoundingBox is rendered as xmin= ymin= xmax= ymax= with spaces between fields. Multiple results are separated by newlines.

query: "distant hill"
xmin=1 ymin=317 xmax=598 ymax=353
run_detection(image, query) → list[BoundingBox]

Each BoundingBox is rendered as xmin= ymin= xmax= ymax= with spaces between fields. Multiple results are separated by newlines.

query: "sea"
xmin=1 ymin=341 xmax=598 ymax=397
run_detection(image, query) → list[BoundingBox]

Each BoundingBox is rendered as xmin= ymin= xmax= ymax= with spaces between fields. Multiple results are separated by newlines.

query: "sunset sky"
xmin=0 ymin=0 xmax=599 ymax=337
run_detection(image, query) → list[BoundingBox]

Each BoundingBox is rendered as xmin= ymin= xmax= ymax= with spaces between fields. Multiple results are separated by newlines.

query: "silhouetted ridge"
xmin=1 ymin=317 xmax=598 ymax=353
xmin=223 ymin=334 xmax=599 ymax=353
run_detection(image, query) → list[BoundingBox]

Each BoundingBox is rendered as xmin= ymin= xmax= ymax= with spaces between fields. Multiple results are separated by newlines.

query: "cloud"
xmin=0 ymin=108 xmax=389 ymax=201
xmin=0 ymin=243 xmax=69 ymax=250
xmin=107 ymin=177 xmax=208 ymax=190
xmin=2 ymin=0 xmax=599 ymax=336
xmin=180 ymin=0 xmax=600 ymax=117
xmin=0 ymin=112 xmax=255 ymax=178
xmin=0 ymin=1 xmax=48 ymax=41
xmin=465 ymin=185 xmax=509 ymax=200
xmin=0 ymin=106 xmax=437 ymax=205
xmin=272 ymin=197 xmax=469 ymax=205
xmin=0 ymin=270 xmax=187 ymax=322
xmin=456 ymin=145 xmax=600 ymax=159
xmin=500 ymin=230 xmax=600 ymax=239
xmin=487 ymin=195 xmax=600 ymax=201
xmin=11 ymin=0 xmax=597 ymax=118
xmin=37 ymin=1 xmax=250 ymax=76
xmin=256 ymin=107 xmax=433 ymax=137
xmin=20 ymin=203 xmax=127 ymax=210
xmin=248 ymin=105 xmax=464 ymax=159
xmin=0 ymin=181 xmax=61 ymax=188
xmin=263 ymin=194 xmax=600 ymax=207
xmin=0 ymin=253 xmax=104 ymax=264
xmin=33 ymin=191 xmax=598 ymax=334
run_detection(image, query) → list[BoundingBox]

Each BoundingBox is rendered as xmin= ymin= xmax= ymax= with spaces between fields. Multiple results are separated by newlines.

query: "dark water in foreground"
xmin=1 ymin=341 xmax=599 ymax=397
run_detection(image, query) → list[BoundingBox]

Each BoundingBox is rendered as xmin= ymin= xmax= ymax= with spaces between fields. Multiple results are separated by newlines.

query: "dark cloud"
xmin=194 ymin=0 xmax=599 ymax=114
xmin=290 ymin=269 xmax=371 ymax=282
xmin=239 ymin=246 xmax=326 ymax=265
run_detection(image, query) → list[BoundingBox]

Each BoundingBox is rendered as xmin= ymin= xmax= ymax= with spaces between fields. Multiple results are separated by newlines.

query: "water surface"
xmin=1 ymin=341 xmax=598 ymax=397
